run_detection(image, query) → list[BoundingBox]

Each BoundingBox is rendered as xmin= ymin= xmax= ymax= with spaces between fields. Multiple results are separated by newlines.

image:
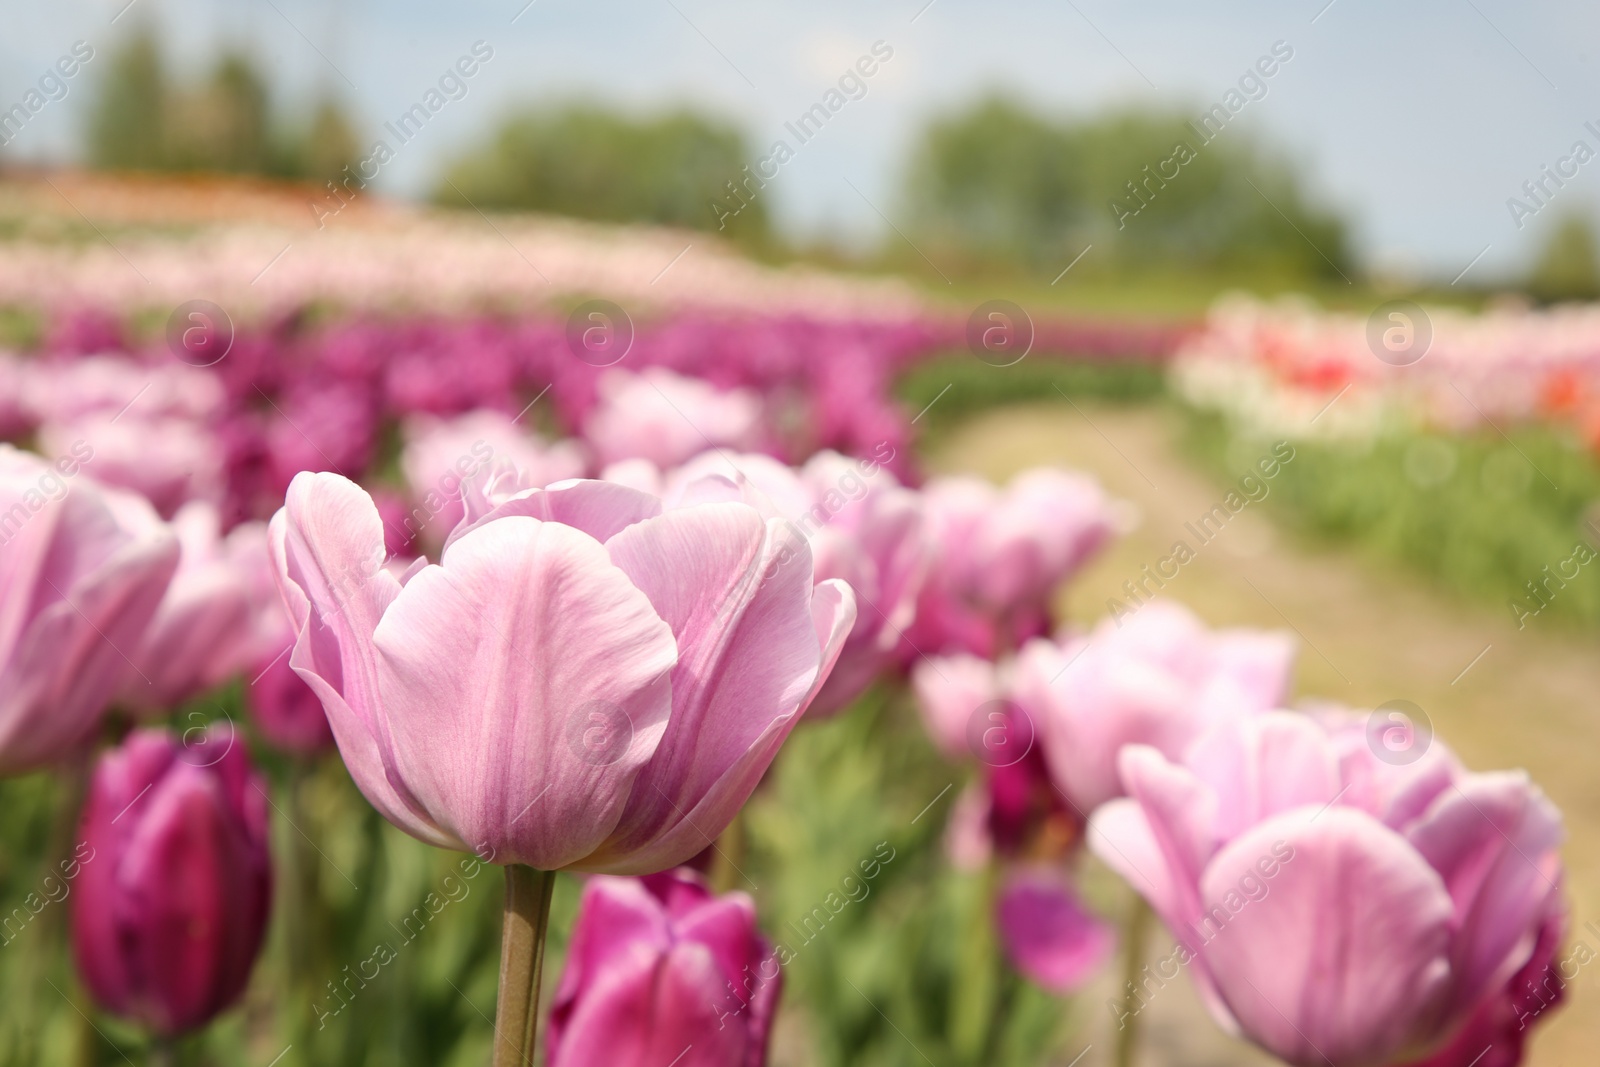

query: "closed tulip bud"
xmin=548 ymin=869 xmax=781 ymax=1067
xmin=71 ymin=724 xmax=273 ymax=1037
xmin=246 ymin=637 xmax=334 ymax=754
xmin=0 ymin=446 xmax=179 ymax=774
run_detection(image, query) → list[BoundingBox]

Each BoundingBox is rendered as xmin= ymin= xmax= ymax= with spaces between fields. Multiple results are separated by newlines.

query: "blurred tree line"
xmin=435 ymin=104 xmax=774 ymax=251
xmin=900 ymin=95 xmax=1353 ymax=283
xmin=1528 ymin=212 xmax=1600 ymax=304
xmin=85 ymin=27 xmax=360 ymax=183
xmin=79 ymin=30 xmax=1600 ymax=296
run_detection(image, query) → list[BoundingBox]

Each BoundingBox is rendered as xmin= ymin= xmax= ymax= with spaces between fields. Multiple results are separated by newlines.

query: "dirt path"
xmin=924 ymin=400 xmax=1599 ymax=1067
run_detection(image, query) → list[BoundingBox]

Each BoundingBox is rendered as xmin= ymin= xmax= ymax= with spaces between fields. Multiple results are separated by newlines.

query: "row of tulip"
xmin=1173 ymin=293 xmax=1600 ymax=449
xmin=1 ymin=364 xmax=1570 ymax=1066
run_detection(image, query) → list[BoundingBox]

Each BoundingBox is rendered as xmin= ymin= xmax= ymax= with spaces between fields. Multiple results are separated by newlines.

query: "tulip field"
xmin=1 ymin=179 xmax=1597 ymax=1067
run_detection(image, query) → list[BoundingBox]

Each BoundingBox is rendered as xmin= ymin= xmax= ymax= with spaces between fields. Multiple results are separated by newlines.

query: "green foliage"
xmin=1182 ymin=409 xmax=1600 ymax=629
xmin=435 ymin=103 xmax=772 ymax=248
xmin=86 ymin=28 xmax=167 ymax=171
xmin=899 ymin=354 xmax=1166 ymax=445
xmin=1527 ymin=212 xmax=1600 ymax=304
xmin=84 ymin=28 xmax=361 ymax=183
xmin=744 ymin=691 xmax=1081 ymax=1067
xmin=901 ymin=96 xmax=1353 ymax=282
xmin=0 ymin=684 xmax=1088 ymax=1066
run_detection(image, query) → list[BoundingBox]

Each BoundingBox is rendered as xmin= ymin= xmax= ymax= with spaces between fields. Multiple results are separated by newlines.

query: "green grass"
xmin=1181 ymin=407 xmax=1600 ymax=631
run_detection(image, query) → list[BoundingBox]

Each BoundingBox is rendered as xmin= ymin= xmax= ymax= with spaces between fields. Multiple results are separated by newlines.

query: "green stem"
xmin=1114 ymin=894 xmax=1153 ymax=1067
xmin=21 ymin=757 xmax=92 ymax=1065
xmin=709 ymin=811 xmax=746 ymax=895
xmin=493 ymin=866 xmax=556 ymax=1067
xmin=283 ymin=761 xmax=323 ymax=1053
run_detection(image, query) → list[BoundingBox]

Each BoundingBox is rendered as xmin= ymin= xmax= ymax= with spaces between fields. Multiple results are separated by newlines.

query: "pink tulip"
xmin=912 ymin=654 xmax=1113 ymax=992
xmin=37 ymin=414 xmax=225 ymax=519
xmin=71 ymin=724 xmax=272 ymax=1037
xmin=0 ymin=446 xmax=178 ymax=773
xmin=1090 ymin=710 xmax=1565 ymax=1067
xmin=548 ymin=868 xmax=781 ymax=1067
xmin=582 ymin=368 xmax=763 ymax=470
xmin=906 ymin=469 xmax=1116 ymax=659
xmin=399 ymin=410 xmax=587 ymax=548
xmin=118 ymin=503 xmax=267 ymax=713
xmin=669 ymin=448 xmax=927 ymax=716
xmin=271 ymin=470 xmax=854 ymax=872
xmin=1013 ymin=599 xmax=1295 ymax=811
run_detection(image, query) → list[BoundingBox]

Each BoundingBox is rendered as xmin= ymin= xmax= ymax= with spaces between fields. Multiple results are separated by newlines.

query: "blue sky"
xmin=4 ymin=0 xmax=1597 ymax=281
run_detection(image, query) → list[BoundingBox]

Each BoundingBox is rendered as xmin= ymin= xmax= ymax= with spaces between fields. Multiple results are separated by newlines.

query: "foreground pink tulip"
xmin=670 ymin=447 xmax=927 ymax=715
xmin=1013 ymin=600 xmax=1295 ymax=811
xmin=1090 ymin=711 xmax=1565 ymax=1067
xmin=548 ymin=868 xmax=780 ymax=1067
xmin=399 ymin=410 xmax=587 ymax=549
xmin=583 ymin=368 xmax=763 ymax=470
xmin=118 ymin=503 xmax=267 ymax=713
xmin=271 ymin=470 xmax=854 ymax=873
xmin=0 ymin=446 xmax=178 ymax=773
xmin=71 ymin=724 xmax=272 ymax=1037
xmin=905 ymin=469 xmax=1116 ymax=659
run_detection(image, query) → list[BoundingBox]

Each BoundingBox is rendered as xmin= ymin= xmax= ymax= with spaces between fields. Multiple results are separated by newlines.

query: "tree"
xmin=164 ymin=53 xmax=271 ymax=173
xmin=436 ymin=103 xmax=771 ymax=247
xmin=1527 ymin=213 xmax=1600 ymax=304
xmin=85 ymin=26 xmax=168 ymax=170
xmin=902 ymin=95 xmax=1353 ymax=281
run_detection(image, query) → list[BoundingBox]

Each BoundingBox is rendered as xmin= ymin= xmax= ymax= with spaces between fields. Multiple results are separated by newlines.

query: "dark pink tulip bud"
xmin=71 ymin=724 xmax=273 ymax=1037
xmin=246 ymin=638 xmax=334 ymax=754
xmin=548 ymin=869 xmax=781 ymax=1067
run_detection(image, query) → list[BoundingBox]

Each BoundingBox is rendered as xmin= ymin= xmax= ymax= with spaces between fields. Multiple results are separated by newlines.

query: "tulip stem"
xmin=494 ymin=865 xmax=556 ymax=1067
xmin=1114 ymin=894 xmax=1153 ymax=1067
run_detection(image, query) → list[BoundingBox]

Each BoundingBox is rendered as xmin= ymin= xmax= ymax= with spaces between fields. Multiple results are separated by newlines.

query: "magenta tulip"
xmin=905 ymin=469 xmax=1116 ymax=659
xmin=118 ymin=502 xmax=266 ymax=714
xmin=246 ymin=636 xmax=334 ymax=754
xmin=71 ymin=724 xmax=272 ymax=1037
xmin=1013 ymin=599 xmax=1295 ymax=811
xmin=271 ymin=470 xmax=854 ymax=873
xmin=1090 ymin=711 xmax=1565 ymax=1067
xmin=997 ymin=867 xmax=1115 ymax=994
xmin=548 ymin=868 xmax=781 ymax=1067
xmin=0 ymin=446 xmax=178 ymax=773
xmin=582 ymin=368 xmax=763 ymax=470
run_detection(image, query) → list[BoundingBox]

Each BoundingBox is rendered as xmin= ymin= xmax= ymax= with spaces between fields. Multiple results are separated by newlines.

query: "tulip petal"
xmin=1406 ymin=772 xmax=1565 ymax=1019
xmin=1186 ymin=712 xmax=1342 ymax=840
xmin=912 ymin=652 xmax=1000 ymax=760
xmin=374 ymin=515 xmax=677 ymax=870
xmin=549 ymin=942 xmax=749 ymax=1067
xmin=446 ymin=478 xmax=661 ymax=553
xmin=996 ymin=867 xmax=1115 ymax=993
xmin=0 ymin=489 xmax=177 ymax=772
xmin=1114 ymin=745 xmax=1218 ymax=933
xmin=1199 ymin=808 xmax=1453 ymax=1067
xmin=272 ymin=475 xmax=455 ymax=848
xmin=549 ymin=876 xmax=673 ymax=1054
xmin=592 ymin=506 xmax=851 ymax=872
